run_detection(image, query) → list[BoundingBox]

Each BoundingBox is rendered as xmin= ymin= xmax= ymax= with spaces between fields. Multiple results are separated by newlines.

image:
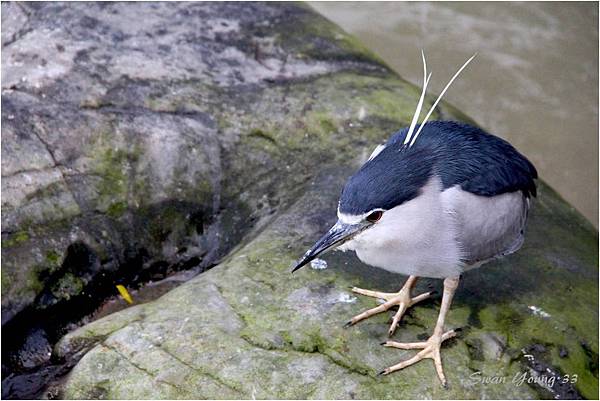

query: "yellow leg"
xmin=379 ymin=276 xmax=460 ymax=387
xmin=346 ymin=275 xmax=435 ymax=336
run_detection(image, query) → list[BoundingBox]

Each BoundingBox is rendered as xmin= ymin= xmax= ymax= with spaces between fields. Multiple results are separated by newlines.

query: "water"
xmin=310 ymin=258 xmax=328 ymax=270
xmin=310 ymin=2 xmax=598 ymax=228
xmin=337 ymin=293 xmax=357 ymax=303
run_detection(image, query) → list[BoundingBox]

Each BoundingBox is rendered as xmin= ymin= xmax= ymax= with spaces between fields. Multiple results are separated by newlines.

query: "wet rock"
xmin=17 ymin=328 xmax=52 ymax=369
xmin=520 ymin=344 xmax=584 ymax=399
xmin=1 ymin=365 xmax=67 ymax=400
xmin=1 ymin=1 xmax=389 ymax=323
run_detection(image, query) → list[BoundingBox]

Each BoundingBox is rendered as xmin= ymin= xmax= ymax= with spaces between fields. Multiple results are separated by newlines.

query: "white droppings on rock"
xmin=528 ymin=305 xmax=551 ymax=318
xmin=310 ymin=258 xmax=328 ymax=270
xmin=337 ymin=293 xmax=357 ymax=303
xmin=358 ymin=106 xmax=366 ymax=120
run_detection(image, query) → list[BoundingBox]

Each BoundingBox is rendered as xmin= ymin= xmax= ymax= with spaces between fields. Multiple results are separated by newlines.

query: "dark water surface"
xmin=310 ymin=1 xmax=599 ymax=228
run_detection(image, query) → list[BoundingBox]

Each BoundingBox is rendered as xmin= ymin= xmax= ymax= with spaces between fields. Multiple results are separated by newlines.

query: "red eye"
xmin=366 ymin=210 xmax=383 ymax=223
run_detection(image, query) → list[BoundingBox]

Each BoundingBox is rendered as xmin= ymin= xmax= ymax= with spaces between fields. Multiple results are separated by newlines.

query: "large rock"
xmin=1 ymin=1 xmax=408 ymax=322
xmin=2 ymin=2 xmax=597 ymax=399
xmin=57 ymin=175 xmax=598 ymax=399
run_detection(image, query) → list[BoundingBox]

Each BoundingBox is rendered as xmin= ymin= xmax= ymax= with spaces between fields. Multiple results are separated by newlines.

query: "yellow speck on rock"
xmin=116 ymin=284 xmax=133 ymax=304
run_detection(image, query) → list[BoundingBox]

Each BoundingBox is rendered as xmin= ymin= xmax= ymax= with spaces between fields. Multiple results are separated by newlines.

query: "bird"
xmin=291 ymin=52 xmax=537 ymax=387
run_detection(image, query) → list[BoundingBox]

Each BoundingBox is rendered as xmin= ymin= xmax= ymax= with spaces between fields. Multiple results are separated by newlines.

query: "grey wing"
xmin=441 ymin=186 xmax=530 ymax=265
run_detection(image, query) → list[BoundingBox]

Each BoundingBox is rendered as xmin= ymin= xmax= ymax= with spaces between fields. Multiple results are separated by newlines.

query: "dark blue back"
xmin=339 ymin=121 xmax=537 ymax=215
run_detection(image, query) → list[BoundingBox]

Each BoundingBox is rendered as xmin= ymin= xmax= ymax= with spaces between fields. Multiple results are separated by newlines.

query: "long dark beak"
xmin=291 ymin=220 xmax=368 ymax=273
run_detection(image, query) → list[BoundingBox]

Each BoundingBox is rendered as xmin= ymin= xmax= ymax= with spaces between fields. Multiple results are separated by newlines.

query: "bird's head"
xmin=291 ymin=142 xmax=434 ymax=273
xmin=291 ymin=207 xmax=384 ymax=273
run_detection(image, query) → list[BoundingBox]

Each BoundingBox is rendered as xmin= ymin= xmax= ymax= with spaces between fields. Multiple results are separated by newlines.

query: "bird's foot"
xmin=379 ymin=329 xmax=458 ymax=387
xmin=346 ymin=280 xmax=435 ymax=336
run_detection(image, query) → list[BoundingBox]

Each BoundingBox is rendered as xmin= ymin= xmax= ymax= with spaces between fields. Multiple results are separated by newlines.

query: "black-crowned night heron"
xmin=291 ymin=53 xmax=537 ymax=386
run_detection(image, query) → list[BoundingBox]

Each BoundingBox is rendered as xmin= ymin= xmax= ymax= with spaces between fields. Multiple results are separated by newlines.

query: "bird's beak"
xmin=291 ymin=220 xmax=369 ymax=273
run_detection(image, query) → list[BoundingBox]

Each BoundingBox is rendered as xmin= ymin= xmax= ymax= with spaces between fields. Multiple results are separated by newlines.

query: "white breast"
xmin=338 ymin=176 xmax=464 ymax=279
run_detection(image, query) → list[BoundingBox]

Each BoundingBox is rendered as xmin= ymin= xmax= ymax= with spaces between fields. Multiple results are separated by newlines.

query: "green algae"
xmin=248 ymin=128 xmax=277 ymax=144
xmin=50 ymin=273 xmax=85 ymax=301
xmin=89 ymin=129 xmax=149 ymax=215
xmin=23 ymin=181 xmax=65 ymax=202
xmin=45 ymin=250 xmax=62 ymax=265
xmin=277 ymin=3 xmax=390 ymax=67
xmin=2 ymin=230 xmax=30 ymax=249
xmin=106 ymin=201 xmax=128 ymax=218
xmin=25 ymin=266 xmax=45 ymax=295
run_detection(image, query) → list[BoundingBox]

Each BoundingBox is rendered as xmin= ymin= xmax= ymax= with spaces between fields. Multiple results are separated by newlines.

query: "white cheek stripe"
xmin=337 ymin=206 xmax=386 ymax=224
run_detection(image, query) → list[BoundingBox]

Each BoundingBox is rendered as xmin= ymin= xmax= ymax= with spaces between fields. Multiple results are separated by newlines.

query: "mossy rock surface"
xmin=57 ymin=174 xmax=598 ymax=399
xmin=2 ymin=2 xmax=597 ymax=399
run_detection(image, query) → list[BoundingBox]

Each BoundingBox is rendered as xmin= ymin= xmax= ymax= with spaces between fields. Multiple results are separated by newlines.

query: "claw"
xmin=379 ymin=329 xmax=456 ymax=385
xmin=378 ymin=276 xmax=461 ymax=387
xmin=346 ymin=276 xmax=432 ymax=335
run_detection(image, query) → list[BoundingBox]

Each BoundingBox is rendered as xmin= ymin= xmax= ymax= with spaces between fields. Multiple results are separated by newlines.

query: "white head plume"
xmin=405 ymin=52 xmax=477 ymax=148
xmin=403 ymin=50 xmax=432 ymax=146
